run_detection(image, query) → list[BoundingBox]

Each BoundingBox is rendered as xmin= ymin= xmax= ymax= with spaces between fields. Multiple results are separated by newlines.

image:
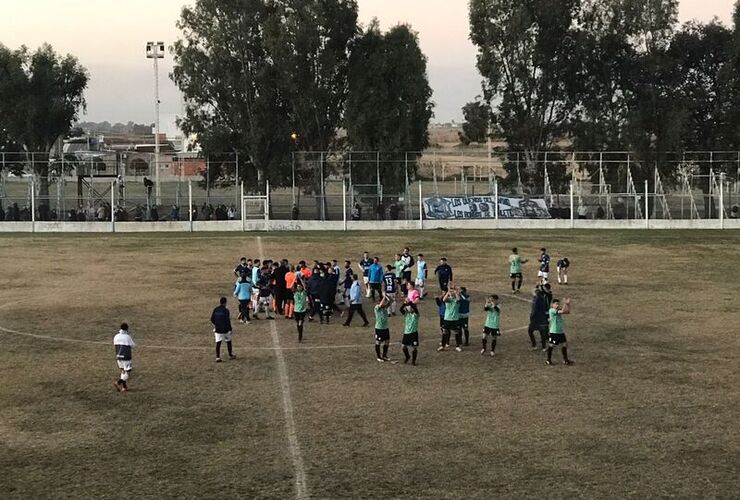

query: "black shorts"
xmin=459 ymin=317 xmax=469 ymax=328
xmin=528 ymin=322 xmax=548 ymax=334
xmin=402 ymin=332 xmax=419 ymax=346
xmin=294 ymin=311 xmax=306 ymax=321
xmin=370 ymin=283 xmax=382 ymax=292
xmin=375 ymin=329 xmax=390 ymax=342
xmin=284 ymin=290 xmax=294 ymax=301
xmin=548 ymin=333 xmax=567 ymax=346
xmin=439 ymin=281 xmax=449 ymax=292
xmin=483 ymin=327 xmax=500 ymax=336
xmin=443 ymin=319 xmax=460 ymax=332
xmin=402 ymin=271 xmax=412 ymax=282
xmin=510 ymin=272 xmax=523 ymax=279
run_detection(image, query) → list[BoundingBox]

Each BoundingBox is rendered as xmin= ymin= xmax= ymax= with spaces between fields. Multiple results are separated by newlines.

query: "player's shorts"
xmin=284 ymin=290 xmax=294 ymax=301
xmin=459 ymin=316 xmax=469 ymax=328
xmin=363 ymin=276 xmax=369 ymax=285
xmin=443 ymin=319 xmax=460 ymax=331
xmin=402 ymin=271 xmax=412 ymax=282
xmin=439 ymin=281 xmax=449 ymax=292
xmin=510 ymin=272 xmax=523 ymax=279
xmin=415 ymin=278 xmax=425 ymax=287
xmin=214 ymin=332 xmax=233 ymax=343
xmin=259 ymin=296 xmax=272 ymax=306
xmin=116 ymin=359 xmax=133 ymax=371
xmin=375 ymin=329 xmax=390 ymax=342
xmin=294 ymin=311 xmax=306 ymax=322
xmin=529 ymin=322 xmax=548 ymax=334
xmin=370 ymin=283 xmax=382 ymax=292
xmin=483 ymin=327 xmax=500 ymax=336
xmin=538 ymin=271 xmax=549 ymax=279
xmin=548 ymin=333 xmax=567 ymax=346
xmin=401 ymin=332 xmax=419 ymax=346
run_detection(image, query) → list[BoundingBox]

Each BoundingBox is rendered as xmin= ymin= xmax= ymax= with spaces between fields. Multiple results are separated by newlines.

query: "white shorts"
xmin=415 ymin=278 xmax=425 ymax=287
xmin=363 ymin=276 xmax=369 ymax=285
xmin=214 ymin=332 xmax=233 ymax=343
xmin=116 ymin=359 xmax=132 ymax=371
xmin=538 ymin=271 xmax=549 ymax=279
xmin=259 ymin=296 xmax=272 ymax=306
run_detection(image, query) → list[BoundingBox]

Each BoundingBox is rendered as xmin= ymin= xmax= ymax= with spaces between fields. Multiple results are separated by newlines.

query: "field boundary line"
xmin=258 ymin=236 xmax=309 ymax=500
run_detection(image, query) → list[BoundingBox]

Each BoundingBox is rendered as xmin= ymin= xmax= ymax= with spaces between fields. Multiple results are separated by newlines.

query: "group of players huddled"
xmin=112 ymin=246 xmax=574 ymax=391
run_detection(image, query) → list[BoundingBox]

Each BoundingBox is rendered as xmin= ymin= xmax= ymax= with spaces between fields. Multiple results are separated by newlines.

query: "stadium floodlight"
xmin=146 ymin=41 xmax=165 ymax=206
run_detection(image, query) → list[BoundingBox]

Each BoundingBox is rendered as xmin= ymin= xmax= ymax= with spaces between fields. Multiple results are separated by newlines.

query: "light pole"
xmin=146 ymin=41 xmax=165 ymax=206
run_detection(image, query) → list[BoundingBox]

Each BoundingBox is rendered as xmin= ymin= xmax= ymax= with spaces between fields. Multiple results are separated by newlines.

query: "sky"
xmin=0 ymin=0 xmax=735 ymax=133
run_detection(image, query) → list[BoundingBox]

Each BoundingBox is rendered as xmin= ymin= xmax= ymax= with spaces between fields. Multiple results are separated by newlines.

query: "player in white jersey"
xmin=415 ymin=253 xmax=428 ymax=299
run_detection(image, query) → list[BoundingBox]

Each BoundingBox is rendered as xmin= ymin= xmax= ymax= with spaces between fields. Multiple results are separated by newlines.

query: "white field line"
xmin=257 ymin=236 xmax=309 ymax=500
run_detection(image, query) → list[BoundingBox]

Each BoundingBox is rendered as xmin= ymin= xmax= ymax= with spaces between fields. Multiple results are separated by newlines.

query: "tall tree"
xmin=0 ymin=43 xmax=88 ymax=217
xmin=345 ymin=21 xmax=433 ymax=188
xmin=459 ymin=99 xmax=490 ymax=145
xmin=469 ymin=0 xmax=580 ymax=190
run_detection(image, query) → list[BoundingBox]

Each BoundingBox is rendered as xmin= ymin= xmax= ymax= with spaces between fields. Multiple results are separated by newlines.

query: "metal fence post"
xmin=235 ymin=153 xmax=240 ymax=214
xmin=645 ymin=180 xmax=649 ymax=229
xmin=342 ymin=178 xmax=347 ymax=231
xmin=570 ymin=181 xmax=574 ymax=229
xmin=188 ymin=180 xmax=193 ymax=233
xmin=241 ymin=182 xmax=245 ymax=232
xmin=720 ymin=172 xmax=725 ymax=229
xmin=418 ymin=181 xmax=423 ymax=230
xmin=111 ymin=180 xmax=115 ymax=233
xmin=266 ymin=179 xmax=271 ymax=231
xmin=494 ymin=179 xmax=499 ymax=221
xmin=320 ymin=153 xmax=326 ymax=221
xmin=31 ymin=179 xmax=35 ymax=232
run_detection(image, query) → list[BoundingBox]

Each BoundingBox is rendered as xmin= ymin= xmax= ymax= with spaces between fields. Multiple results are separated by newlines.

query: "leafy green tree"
xmin=345 ymin=21 xmax=433 ymax=189
xmin=469 ymin=0 xmax=580 ymax=190
xmin=459 ymin=100 xmax=490 ymax=145
xmin=0 ymin=43 xmax=88 ymax=217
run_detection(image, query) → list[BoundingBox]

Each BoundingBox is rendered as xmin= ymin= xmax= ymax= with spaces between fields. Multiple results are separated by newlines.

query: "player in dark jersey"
xmin=359 ymin=252 xmax=373 ymax=297
xmin=434 ymin=257 xmax=453 ymax=292
xmin=557 ymin=257 xmax=570 ymax=285
xmin=458 ymin=287 xmax=471 ymax=346
xmin=382 ymin=265 xmax=398 ymax=315
xmin=537 ymin=248 xmax=551 ymax=285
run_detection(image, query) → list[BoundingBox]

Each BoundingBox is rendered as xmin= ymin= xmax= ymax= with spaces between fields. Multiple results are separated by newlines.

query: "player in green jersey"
xmin=546 ymin=298 xmax=572 ymax=365
xmin=508 ymin=248 xmax=529 ymax=294
xmin=481 ymin=295 xmax=501 ymax=357
xmin=293 ymin=282 xmax=308 ymax=342
xmin=399 ymin=301 xmax=420 ymax=365
xmin=438 ymin=286 xmax=463 ymax=352
xmin=374 ymin=295 xmax=391 ymax=362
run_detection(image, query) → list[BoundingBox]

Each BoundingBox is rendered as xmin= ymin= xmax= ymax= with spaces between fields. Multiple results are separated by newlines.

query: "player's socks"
xmin=216 ymin=341 xmax=222 ymax=359
xmin=297 ymin=323 xmax=303 ymax=342
xmin=463 ymin=327 xmax=469 ymax=345
xmin=403 ymin=346 xmax=410 ymax=363
xmin=375 ymin=344 xmax=382 ymax=359
xmin=455 ymin=332 xmax=462 ymax=347
xmin=562 ymin=347 xmax=570 ymax=363
xmin=227 ymin=341 xmax=234 ymax=357
xmin=382 ymin=344 xmax=389 ymax=358
xmin=511 ymin=280 xmax=516 ymax=292
xmin=412 ymin=349 xmax=418 ymax=365
xmin=546 ymin=347 xmax=553 ymax=363
xmin=491 ymin=339 xmax=497 ymax=353
xmin=482 ymin=338 xmax=487 ymax=351
xmin=528 ymin=329 xmax=536 ymax=347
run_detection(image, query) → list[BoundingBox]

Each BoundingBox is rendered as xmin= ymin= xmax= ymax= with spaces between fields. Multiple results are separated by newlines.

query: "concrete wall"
xmin=0 ymin=218 xmax=738 ymax=233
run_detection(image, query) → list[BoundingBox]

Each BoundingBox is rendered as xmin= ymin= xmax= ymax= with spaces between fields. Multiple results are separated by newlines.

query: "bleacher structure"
xmin=652 ymin=169 xmax=672 ymax=220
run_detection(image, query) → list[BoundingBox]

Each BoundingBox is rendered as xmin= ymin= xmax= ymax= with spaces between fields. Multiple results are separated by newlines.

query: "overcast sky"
xmin=0 ymin=0 xmax=735 ymax=132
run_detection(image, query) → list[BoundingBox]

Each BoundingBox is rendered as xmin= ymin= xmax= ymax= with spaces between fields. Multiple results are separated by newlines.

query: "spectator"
xmin=12 ymin=202 xmax=20 ymax=221
xmin=227 ymin=205 xmax=236 ymax=220
xmin=730 ymin=205 xmax=738 ymax=219
xmin=376 ymin=200 xmax=385 ymax=221
xmin=292 ymin=204 xmax=299 ymax=220
xmin=577 ymin=204 xmax=588 ymax=219
xmin=351 ymin=202 xmax=361 ymax=220
xmin=134 ymin=205 xmax=144 ymax=222
xmin=0 ymin=203 xmax=5 ymax=222
xmin=389 ymin=201 xmax=399 ymax=220
xmin=96 ymin=204 xmax=106 ymax=221
xmin=170 ymin=205 xmax=180 ymax=221
xmin=596 ymin=204 xmax=605 ymax=219
xmin=150 ymin=205 xmax=159 ymax=221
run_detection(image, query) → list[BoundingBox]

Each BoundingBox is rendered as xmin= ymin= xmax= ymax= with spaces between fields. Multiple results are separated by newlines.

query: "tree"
xmin=172 ymin=0 xmax=358 ymax=199
xmin=172 ymin=0 xmax=292 ymax=191
xmin=0 ymin=43 xmax=88 ymax=218
xmin=469 ymin=0 xmax=580 ymax=189
xmin=345 ymin=21 xmax=433 ymax=189
xmin=459 ymin=100 xmax=490 ymax=145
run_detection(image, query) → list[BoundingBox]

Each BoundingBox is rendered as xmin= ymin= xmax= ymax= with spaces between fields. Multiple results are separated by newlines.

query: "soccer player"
xmin=508 ymin=248 xmax=528 ymax=294
xmin=318 ymin=268 xmax=336 ymax=324
xmin=400 ymin=247 xmax=415 ymax=286
xmin=557 ymin=256 xmax=570 ymax=285
xmin=537 ymin=248 xmax=551 ymax=285
xmin=256 ymin=267 xmax=275 ymax=320
xmin=251 ymin=259 xmax=262 ymax=310
xmin=434 ymin=257 xmax=453 ymax=292
xmin=367 ymin=257 xmax=384 ymax=301
xmin=284 ymin=265 xmax=297 ymax=319
xmin=234 ymin=257 xmax=250 ymax=279
xmin=374 ymin=295 xmax=391 ymax=362
xmin=528 ymin=286 xmax=549 ymax=351
xmin=481 ymin=295 xmax=501 ymax=357
xmin=359 ymin=251 xmax=373 ymax=298
xmin=343 ymin=274 xmax=369 ymax=327
xmin=211 ymin=297 xmax=236 ymax=362
xmin=546 ymin=298 xmax=573 ymax=365
xmin=113 ymin=323 xmax=136 ymax=392
xmin=382 ymin=264 xmax=398 ymax=315
xmin=458 ymin=287 xmax=471 ymax=346
xmin=233 ymin=273 xmax=253 ymax=324
xmin=415 ymin=254 xmax=428 ymax=298
xmin=399 ymin=301 xmax=420 ymax=365
xmin=439 ymin=286 xmax=463 ymax=352
xmin=293 ymin=282 xmax=308 ymax=342
xmin=342 ymin=260 xmax=353 ymax=309
xmin=435 ymin=293 xmax=446 ymax=338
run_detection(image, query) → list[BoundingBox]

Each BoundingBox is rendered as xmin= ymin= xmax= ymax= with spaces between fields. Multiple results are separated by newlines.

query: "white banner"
xmin=423 ymin=196 xmax=551 ymax=219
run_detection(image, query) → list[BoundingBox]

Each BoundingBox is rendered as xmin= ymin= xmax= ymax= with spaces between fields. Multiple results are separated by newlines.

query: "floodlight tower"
xmin=146 ymin=41 xmax=165 ymax=205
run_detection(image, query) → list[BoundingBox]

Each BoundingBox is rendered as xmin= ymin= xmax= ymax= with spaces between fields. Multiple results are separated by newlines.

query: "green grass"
xmin=0 ymin=230 xmax=739 ymax=498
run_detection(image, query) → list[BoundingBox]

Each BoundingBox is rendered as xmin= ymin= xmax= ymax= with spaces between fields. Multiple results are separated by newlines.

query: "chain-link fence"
xmin=2 ymin=149 xmax=739 ymax=223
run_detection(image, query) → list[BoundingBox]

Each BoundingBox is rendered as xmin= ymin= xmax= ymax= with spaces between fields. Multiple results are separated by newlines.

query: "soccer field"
xmin=1 ymin=230 xmax=739 ymax=499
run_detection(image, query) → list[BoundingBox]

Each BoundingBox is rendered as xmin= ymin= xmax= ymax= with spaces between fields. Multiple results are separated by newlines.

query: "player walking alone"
xmin=211 ymin=297 xmax=236 ymax=362
xmin=113 ymin=323 xmax=136 ymax=392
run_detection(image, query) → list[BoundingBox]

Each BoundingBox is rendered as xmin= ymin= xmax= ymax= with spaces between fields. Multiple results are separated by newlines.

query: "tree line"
xmin=464 ymin=0 xmax=740 ymax=193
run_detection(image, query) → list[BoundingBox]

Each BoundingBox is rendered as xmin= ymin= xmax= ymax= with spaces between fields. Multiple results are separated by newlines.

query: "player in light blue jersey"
xmin=415 ymin=253 xmax=428 ymax=299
